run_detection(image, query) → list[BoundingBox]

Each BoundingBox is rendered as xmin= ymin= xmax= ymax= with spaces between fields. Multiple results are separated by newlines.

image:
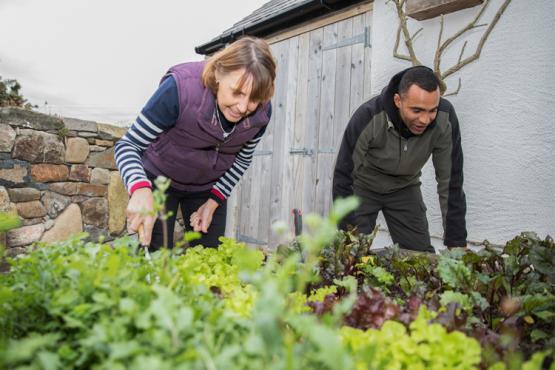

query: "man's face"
xmin=394 ymin=84 xmax=440 ymax=135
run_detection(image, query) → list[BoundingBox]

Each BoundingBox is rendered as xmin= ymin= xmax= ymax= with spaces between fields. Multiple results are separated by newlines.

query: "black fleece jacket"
xmin=332 ymin=67 xmax=467 ymax=247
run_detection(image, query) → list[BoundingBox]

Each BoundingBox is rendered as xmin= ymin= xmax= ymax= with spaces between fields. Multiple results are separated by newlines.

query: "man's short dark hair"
xmin=398 ymin=66 xmax=440 ymax=96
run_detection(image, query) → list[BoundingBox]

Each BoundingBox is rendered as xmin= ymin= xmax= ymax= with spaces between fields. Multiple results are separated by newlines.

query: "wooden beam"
xmin=265 ymin=1 xmax=373 ymax=45
xmin=406 ymin=0 xmax=484 ymax=21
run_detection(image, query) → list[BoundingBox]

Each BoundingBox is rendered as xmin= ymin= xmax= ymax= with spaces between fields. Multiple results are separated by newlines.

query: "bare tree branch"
xmin=433 ymin=15 xmax=445 ymax=74
xmin=411 ymin=27 xmax=423 ymax=42
xmin=438 ymin=0 xmax=490 ymax=57
xmin=394 ymin=23 xmax=413 ymax=61
xmin=392 ymin=0 xmax=422 ymax=65
xmin=457 ymin=41 xmax=468 ymax=65
xmin=444 ymin=78 xmax=462 ymax=97
xmin=392 ymin=0 xmax=511 ymax=96
xmin=441 ymin=0 xmax=512 ymax=80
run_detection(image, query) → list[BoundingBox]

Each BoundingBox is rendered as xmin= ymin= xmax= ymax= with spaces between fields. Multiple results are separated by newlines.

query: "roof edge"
xmin=195 ymin=0 xmax=365 ymax=55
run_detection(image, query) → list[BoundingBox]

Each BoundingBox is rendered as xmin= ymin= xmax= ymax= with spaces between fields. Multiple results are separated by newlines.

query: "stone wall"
xmin=0 ymin=107 xmax=130 ymax=255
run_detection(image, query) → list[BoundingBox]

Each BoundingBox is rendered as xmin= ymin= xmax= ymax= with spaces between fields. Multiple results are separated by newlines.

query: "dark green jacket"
xmin=333 ymin=69 xmax=467 ymax=247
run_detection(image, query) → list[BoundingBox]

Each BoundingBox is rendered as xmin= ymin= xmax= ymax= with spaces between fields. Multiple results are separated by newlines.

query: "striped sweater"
xmin=114 ymin=76 xmax=266 ymax=203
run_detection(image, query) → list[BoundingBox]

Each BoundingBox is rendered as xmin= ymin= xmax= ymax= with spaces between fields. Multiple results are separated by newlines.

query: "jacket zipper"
xmin=213 ymin=106 xmax=237 ymax=167
xmin=213 ymin=130 xmax=234 ymax=167
xmin=397 ymin=136 xmax=408 ymax=172
xmin=396 ymin=135 xmax=402 ymax=172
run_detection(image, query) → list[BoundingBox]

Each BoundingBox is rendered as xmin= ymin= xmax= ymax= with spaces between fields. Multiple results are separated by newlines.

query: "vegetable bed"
xmin=0 ymin=200 xmax=553 ymax=370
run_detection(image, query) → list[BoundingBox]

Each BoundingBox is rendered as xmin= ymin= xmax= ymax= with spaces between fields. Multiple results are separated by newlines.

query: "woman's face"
xmin=215 ymin=68 xmax=259 ymax=123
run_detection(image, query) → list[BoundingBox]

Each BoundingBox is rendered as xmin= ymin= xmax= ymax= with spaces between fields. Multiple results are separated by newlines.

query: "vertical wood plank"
xmin=271 ymin=35 xmax=300 ymax=247
xmin=239 ymin=148 xmax=256 ymax=242
xmin=291 ymin=32 xmax=310 ymax=220
xmin=363 ymin=10 xmax=374 ymax=101
xmin=334 ymin=17 xmax=354 ymax=144
xmin=225 ymin=181 xmax=240 ymax=238
xmin=302 ymin=27 xmax=324 ymax=216
xmin=326 ymin=17 xmax=354 ymax=214
xmin=258 ymin=39 xmax=289 ymax=247
xmin=350 ymin=13 xmax=366 ymax=116
xmin=314 ymin=22 xmax=338 ymax=216
xmin=268 ymin=38 xmax=294 ymax=248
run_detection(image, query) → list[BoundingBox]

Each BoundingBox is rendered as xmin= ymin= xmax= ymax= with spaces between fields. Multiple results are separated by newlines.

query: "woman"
xmin=114 ymin=36 xmax=276 ymax=249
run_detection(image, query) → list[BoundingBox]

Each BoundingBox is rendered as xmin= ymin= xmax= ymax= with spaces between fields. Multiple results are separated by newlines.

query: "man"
xmin=332 ymin=66 xmax=467 ymax=252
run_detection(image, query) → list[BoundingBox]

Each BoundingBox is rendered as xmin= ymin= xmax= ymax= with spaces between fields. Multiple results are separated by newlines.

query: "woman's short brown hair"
xmin=202 ymin=36 xmax=276 ymax=103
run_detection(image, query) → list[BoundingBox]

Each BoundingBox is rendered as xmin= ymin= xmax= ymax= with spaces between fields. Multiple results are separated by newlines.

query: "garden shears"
xmin=138 ymin=224 xmax=152 ymax=283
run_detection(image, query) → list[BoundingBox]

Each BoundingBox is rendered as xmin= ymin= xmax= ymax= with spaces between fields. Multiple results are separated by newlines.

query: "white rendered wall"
xmin=368 ymin=0 xmax=554 ymax=248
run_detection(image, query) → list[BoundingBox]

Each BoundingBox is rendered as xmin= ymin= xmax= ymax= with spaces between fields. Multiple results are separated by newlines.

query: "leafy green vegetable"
xmin=0 ymin=196 xmax=552 ymax=370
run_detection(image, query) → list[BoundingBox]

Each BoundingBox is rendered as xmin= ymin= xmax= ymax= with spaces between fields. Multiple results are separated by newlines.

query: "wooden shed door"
xmin=227 ymin=5 xmax=373 ymax=248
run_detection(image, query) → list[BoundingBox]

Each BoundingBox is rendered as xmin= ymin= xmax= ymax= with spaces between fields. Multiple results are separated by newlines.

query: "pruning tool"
xmin=138 ymin=224 xmax=152 ymax=283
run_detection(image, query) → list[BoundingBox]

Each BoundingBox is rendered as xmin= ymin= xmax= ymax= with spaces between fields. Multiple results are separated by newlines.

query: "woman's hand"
xmin=126 ymin=187 xmax=156 ymax=245
xmin=189 ymin=199 xmax=219 ymax=233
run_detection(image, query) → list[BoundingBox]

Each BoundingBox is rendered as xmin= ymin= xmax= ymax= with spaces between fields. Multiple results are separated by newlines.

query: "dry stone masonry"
xmin=0 ymin=107 xmax=130 ymax=256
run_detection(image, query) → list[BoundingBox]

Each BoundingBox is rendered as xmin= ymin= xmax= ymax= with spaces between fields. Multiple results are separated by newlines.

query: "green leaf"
xmin=476 ymin=272 xmax=493 ymax=285
xmin=5 ymin=333 xmax=60 ymax=362
xmin=231 ymin=247 xmax=264 ymax=273
xmin=119 ymin=297 xmax=138 ymax=314
xmin=440 ymin=291 xmax=473 ymax=312
xmin=470 ymin=291 xmax=490 ymax=311
xmin=308 ymin=285 xmax=338 ymax=302
xmin=37 ymin=350 xmax=61 ymax=370
xmin=534 ymin=310 xmax=555 ymax=322
xmin=529 ymin=329 xmax=549 ymax=343
xmin=57 ymin=344 xmax=78 ymax=362
xmin=522 ymin=350 xmax=550 ymax=370
xmin=529 ymin=243 xmax=555 ymax=283
xmin=522 ymin=293 xmax=555 ymax=313
xmin=368 ymin=266 xmax=394 ymax=286
xmin=184 ymin=231 xmax=201 ymax=243
xmin=109 ymin=341 xmax=141 ymax=360
xmin=244 ymin=333 xmax=265 ymax=355
xmin=437 ymin=255 xmax=471 ymax=289
xmin=488 ymin=362 xmax=507 ymax=370
xmin=175 ymin=307 xmax=194 ymax=332
xmin=309 ymin=324 xmax=351 ymax=369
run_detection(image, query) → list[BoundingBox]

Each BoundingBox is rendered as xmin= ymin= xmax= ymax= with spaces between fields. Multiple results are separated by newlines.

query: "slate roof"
xmin=222 ymin=0 xmax=312 ymax=35
xmin=195 ymin=0 xmax=365 ymax=55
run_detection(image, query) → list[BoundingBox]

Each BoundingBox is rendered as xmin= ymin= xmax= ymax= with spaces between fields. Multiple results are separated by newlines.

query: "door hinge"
xmin=236 ymin=233 xmax=267 ymax=245
xmin=289 ymin=148 xmax=336 ymax=155
xmin=289 ymin=148 xmax=314 ymax=156
xmin=323 ymin=26 xmax=371 ymax=51
xmin=253 ymin=150 xmax=273 ymax=156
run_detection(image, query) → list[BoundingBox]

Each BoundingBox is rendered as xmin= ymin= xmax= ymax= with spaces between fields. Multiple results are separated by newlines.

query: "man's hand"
xmin=189 ymin=199 xmax=219 ymax=233
xmin=126 ymin=187 xmax=156 ymax=245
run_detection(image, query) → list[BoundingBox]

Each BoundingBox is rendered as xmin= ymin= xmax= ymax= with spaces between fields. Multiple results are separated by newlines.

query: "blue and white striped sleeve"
xmin=114 ymin=76 xmax=179 ymax=194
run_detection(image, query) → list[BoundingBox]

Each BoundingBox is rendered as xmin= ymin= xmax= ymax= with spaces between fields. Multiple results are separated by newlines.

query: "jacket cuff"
xmin=209 ymin=187 xmax=225 ymax=205
xmin=129 ymin=180 xmax=152 ymax=195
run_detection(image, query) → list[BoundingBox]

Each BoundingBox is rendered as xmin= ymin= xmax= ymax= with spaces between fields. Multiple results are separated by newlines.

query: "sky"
xmin=0 ymin=0 xmax=267 ymax=125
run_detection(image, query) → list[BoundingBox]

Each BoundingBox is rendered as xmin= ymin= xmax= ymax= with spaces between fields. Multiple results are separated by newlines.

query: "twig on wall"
xmin=391 ymin=0 xmax=512 ymax=95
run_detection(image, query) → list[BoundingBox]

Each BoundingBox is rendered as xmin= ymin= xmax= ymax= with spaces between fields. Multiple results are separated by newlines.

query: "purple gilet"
xmin=142 ymin=61 xmax=271 ymax=192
